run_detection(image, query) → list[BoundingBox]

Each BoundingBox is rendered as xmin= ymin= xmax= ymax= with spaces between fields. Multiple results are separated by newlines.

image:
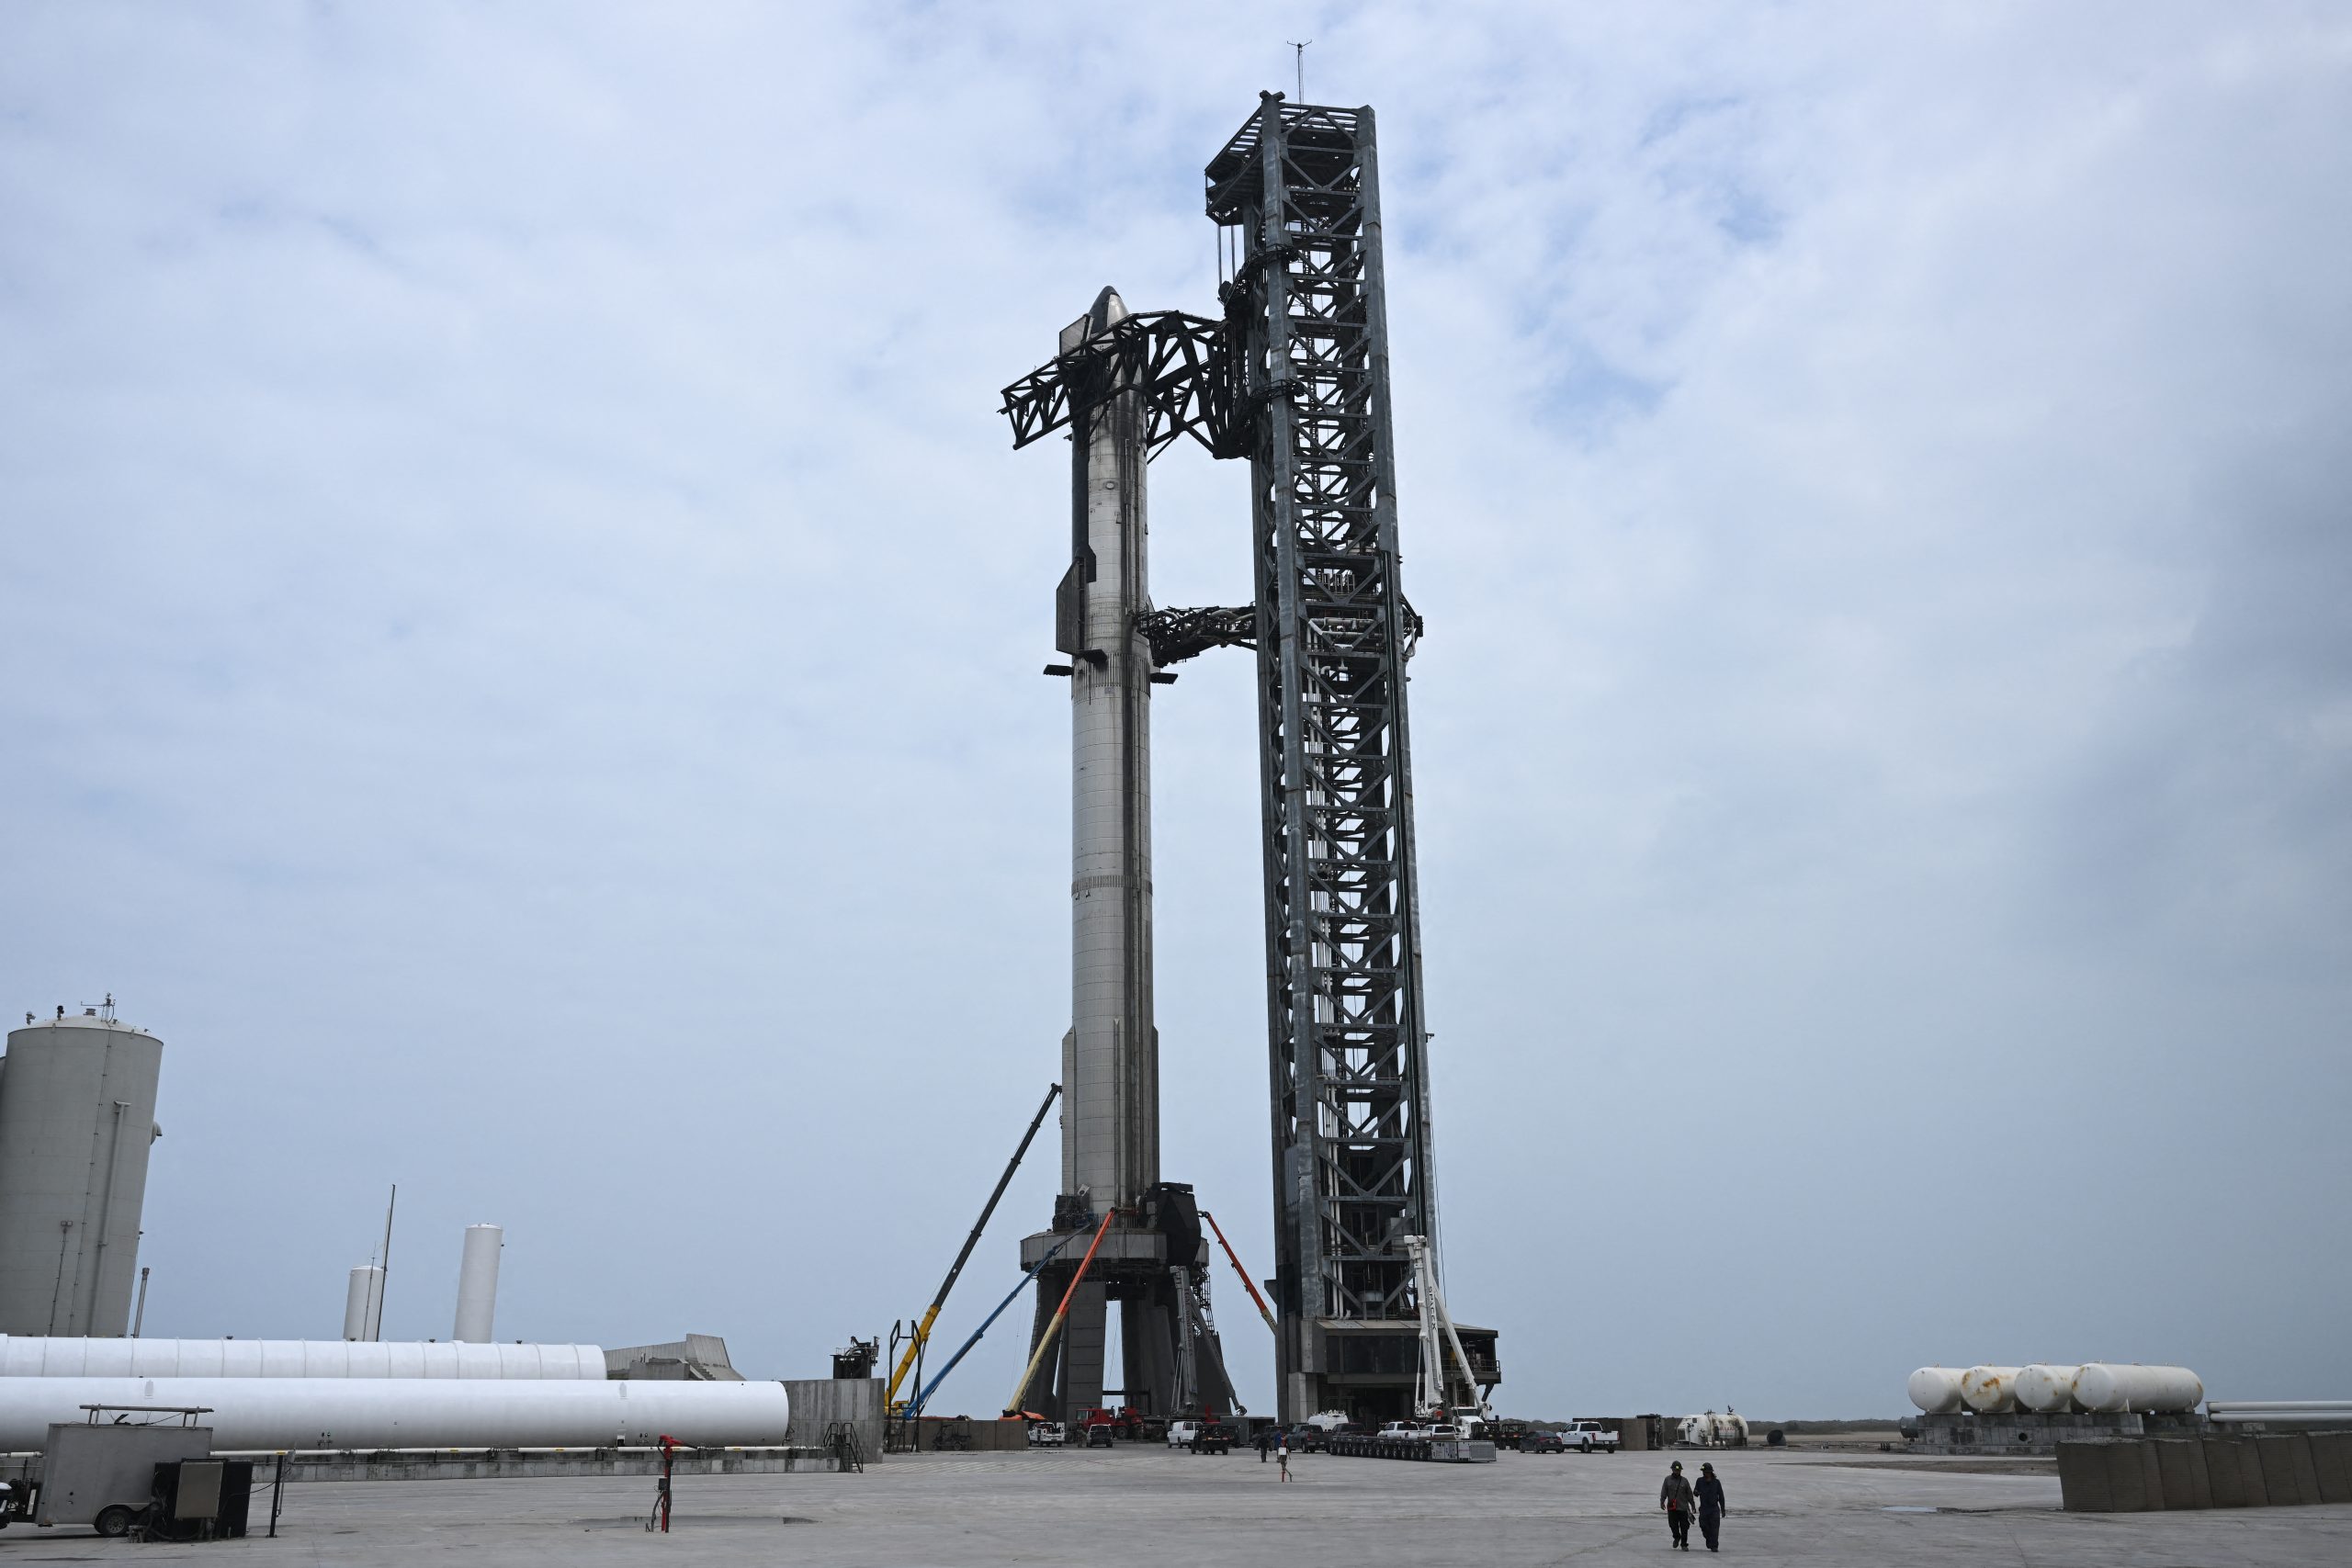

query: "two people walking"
xmin=1660 ymin=1460 xmax=1726 ymax=1551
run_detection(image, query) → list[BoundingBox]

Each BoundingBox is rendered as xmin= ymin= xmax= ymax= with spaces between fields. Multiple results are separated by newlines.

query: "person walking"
xmin=1277 ymin=1432 xmax=1292 ymax=1482
xmin=1660 ymin=1460 xmax=1695 ymax=1550
xmin=1695 ymin=1462 xmax=1727 ymax=1552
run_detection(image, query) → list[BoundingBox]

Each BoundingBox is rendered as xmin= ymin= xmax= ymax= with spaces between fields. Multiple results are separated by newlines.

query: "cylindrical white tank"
xmin=1907 ymin=1367 xmax=1967 ymax=1414
xmin=344 ymin=1267 xmax=383 ymax=1341
xmin=2014 ymin=1364 xmax=2082 ymax=1414
xmin=1960 ymin=1366 xmax=2022 ymax=1413
xmin=0 ymin=1013 xmax=165 ymax=1337
xmin=2074 ymin=1363 xmax=2202 ymax=1414
xmin=0 ymin=1375 xmax=788 ymax=1451
xmin=0 ymin=1337 xmax=605 ymax=1380
xmin=1714 ymin=1411 xmax=1749 ymax=1446
xmin=453 ymin=1224 xmax=502 ymax=1343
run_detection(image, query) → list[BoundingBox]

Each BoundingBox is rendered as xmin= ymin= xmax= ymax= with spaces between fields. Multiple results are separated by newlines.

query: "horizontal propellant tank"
xmin=2013 ymin=1364 xmax=2082 ymax=1413
xmin=2074 ymin=1363 xmax=2202 ymax=1413
xmin=0 ymin=1375 xmax=788 ymax=1451
xmin=1906 ymin=1367 xmax=1965 ymax=1414
xmin=0 ymin=1337 xmax=605 ymax=1380
xmin=1960 ymin=1366 xmax=2022 ymax=1413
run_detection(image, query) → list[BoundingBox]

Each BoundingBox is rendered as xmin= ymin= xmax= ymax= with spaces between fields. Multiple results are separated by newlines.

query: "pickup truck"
xmin=1566 ymin=1420 xmax=1620 ymax=1454
xmin=1027 ymin=1421 xmax=1066 ymax=1447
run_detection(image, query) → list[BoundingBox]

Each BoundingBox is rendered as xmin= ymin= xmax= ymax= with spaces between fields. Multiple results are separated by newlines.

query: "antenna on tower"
xmin=1286 ymin=39 xmax=1309 ymax=103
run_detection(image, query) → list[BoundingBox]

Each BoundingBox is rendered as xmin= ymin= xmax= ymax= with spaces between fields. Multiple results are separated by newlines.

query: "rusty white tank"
xmin=2013 ymin=1363 xmax=2082 ymax=1413
xmin=1960 ymin=1365 xmax=2022 ymax=1413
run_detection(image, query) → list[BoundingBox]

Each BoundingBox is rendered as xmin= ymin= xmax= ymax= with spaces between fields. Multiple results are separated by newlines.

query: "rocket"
xmin=1055 ymin=286 xmax=1159 ymax=1215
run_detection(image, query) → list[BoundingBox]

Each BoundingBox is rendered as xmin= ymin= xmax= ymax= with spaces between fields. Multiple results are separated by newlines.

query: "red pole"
xmin=1201 ymin=1210 xmax=1279 ymax=1336
xmin=1004 ymin=1208 xmax=1117 ymax=1415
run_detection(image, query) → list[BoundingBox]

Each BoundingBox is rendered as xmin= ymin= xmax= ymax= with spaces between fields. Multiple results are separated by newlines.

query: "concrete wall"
xmin=2060 ymin=1433 xmax=2352 ymax=1512
xmin=782 ymin=1378 xmax=884 ymax=1462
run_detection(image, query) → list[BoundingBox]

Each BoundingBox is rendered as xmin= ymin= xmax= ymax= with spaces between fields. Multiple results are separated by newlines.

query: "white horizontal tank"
xmin=1907 ymin=1367 xmax=1966 ymax=1415
xmin=0 ymin=1375 xmax=789 ymax=1452
xmin=0 ymin=1337 xmax=605 ymax=1380
xmin=2013 ymin=1364 xmax=2082 ymax=1414
xmin=2074 ymin=1363 xmax=2202 ymax=1414
xmin=1960 ymin=1365 xmax=2022 ymax=1414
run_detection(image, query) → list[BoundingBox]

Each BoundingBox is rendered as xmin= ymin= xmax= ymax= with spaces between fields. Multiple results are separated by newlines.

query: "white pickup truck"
xmin=1566 ymin=1420 xmax=1620 ymax=1454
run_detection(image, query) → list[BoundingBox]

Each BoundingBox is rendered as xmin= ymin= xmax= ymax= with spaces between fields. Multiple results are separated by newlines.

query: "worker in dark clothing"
xmin=1660 ymin=1460 xmax=1695 ymax=1550
xmin=1256 ymin=1425 xmax=1272 ymax=1463
xmin=1696 ymin=1462 xmax=1727 ymax=1551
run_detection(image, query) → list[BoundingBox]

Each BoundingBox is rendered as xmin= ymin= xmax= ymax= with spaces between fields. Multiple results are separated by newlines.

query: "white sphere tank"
xmin=2074 ymin=1363 xmax=2202 ymax=1414
xmin=1960 ymin=1366 xmax=2022 ymax=1413
xmin=1907 ymin=1367 xmax=1966 ymax=1415
xmin=2014 ymin=1364 xmax=2082 ymax=1414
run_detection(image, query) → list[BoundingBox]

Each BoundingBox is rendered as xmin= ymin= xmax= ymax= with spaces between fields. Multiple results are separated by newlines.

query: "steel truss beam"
xmin=1000 ymin=310 xmax=1237 ymax=458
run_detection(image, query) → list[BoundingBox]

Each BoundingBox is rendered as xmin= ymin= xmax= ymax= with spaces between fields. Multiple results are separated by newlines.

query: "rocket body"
xmin=1063 ymin=288 xmax=1158 ymax=1215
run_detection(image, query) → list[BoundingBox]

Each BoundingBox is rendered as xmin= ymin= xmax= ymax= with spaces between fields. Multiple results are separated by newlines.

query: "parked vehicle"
xmin=1522 ymin=1429 xmax=1566 ymax=1453
xmin=1166 ymin=1420 xmax=1204 ymax=1450
xmin=1085 ymin=1424 xmax=1114 ymax=1449
xmin=1566 ymin=1420 xmax=1621 ymax=1454
xmin=1193 ymin=1423 xmax=1236 ymax=1455
xmin=1027 ymin=1421 xmax=1066 ymax=1447
xmin=1376 ymin=1420 xmax=1424 ymax=1441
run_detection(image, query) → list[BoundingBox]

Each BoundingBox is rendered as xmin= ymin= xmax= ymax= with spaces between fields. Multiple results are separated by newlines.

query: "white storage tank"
xmin=344 ymin=1266 xmax=384 ymax=1341
xmin=2074 ymin=1363 xmax=2202 ymax=1414
xmin=453 ymin=1224 xmax=502 ymax=1343
xmin=0 ymin=1375 xmax=789 ymax=1451
xmin=1907 ymin=1367 xmax=1966 ymax=1415
xmin=0 ymin=1009 xmax=164 ymax=1337
xmin=2014 ymin=1364 xmax=2082 ymax=1413
xmin=1960 ymin=1365 xmax=2022 ymax=1413
xmin=0 ymin=1336 xmax=606 ymax=1379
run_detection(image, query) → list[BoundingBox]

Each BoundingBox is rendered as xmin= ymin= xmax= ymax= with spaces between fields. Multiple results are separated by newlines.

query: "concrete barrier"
xmin=2255 ymin=1434 xmax=2320 ymax=1507
xmin=2064 ymin=1434 xmax=2351 ymax=1513
xmin=2152 ymin=1439 xmax=2211 ymax=1511
xmin=2308 ymin=1431 xmax=2352 ymax=1506
xmin=2057 ymin=1443 xmax=2111 ymax=1512
xmin=2205 ymin=1438 xmax=2267 ymax=1508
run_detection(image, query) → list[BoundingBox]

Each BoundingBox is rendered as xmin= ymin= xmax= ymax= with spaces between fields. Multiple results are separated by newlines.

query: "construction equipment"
xmin=1005 ymin=1209 xmax=1115 ymax=1415
xmin=1200 ymin=1210 xmax=1278 ymax=1336
xmin=907 ymin=1231 xmax=1077 ymax=1419
xmin=1402 ymin=1235 xmax=1489 ymax=1423
xmin=884 ymin=1083 xmax=1060 ymax=1416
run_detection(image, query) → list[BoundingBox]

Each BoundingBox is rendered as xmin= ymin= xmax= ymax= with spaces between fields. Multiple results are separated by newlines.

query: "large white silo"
xmin=0 ymin=1009 xmax=165 ymax=1337
xmin=452 ymin=1224 xmax=503 ymax=1342
xmin=344 ymin=1265 xmax=385 ymax=1341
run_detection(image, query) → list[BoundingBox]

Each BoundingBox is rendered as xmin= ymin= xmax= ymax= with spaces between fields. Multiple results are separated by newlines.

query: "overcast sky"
xmin=4 ymin=2 xmax=2346 ymax=1419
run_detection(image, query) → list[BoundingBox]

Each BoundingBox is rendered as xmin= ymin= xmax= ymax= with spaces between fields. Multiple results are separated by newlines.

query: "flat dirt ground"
xmin=6 ymin=1444 xmax=2346 ymax=1566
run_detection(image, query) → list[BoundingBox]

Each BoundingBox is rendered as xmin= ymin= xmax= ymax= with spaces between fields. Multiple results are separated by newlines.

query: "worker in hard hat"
xmin=1696 ymin=1461 xmax=1727 ymax=1551
xmin=1660 ymin=1460 xmax=1696 ymax=1550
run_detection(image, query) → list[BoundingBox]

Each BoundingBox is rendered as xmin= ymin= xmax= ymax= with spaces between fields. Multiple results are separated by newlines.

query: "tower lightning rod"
xmin=1286 ymin=39 xmax=1309 ymax=101
xmin=885 ymin=1082 xmax=1063 ymax=1411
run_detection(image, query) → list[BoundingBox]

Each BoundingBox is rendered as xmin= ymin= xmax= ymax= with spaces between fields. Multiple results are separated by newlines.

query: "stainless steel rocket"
xmin=1015 ymin=288 xmax=1235 ymax=1423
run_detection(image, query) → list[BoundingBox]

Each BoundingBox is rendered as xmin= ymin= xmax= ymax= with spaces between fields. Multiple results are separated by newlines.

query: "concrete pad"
xmin=2308 ymin=1431 xmax=2352 ymax=1505
xmin=2153 ymin=1438 xmax=2211 ymax=1510
xmin=2257 ymin=1433 xmax=2320 ymax=1507
xmin=2057 ymin=1441 xmax=2112 ymax=1511
xmin=2207 ymin=1437 xmax=2269 ymax=1507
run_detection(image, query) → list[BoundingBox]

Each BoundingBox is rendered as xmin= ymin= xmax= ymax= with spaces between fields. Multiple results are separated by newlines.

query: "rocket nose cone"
xmin=1089 ymin=287 xmax=1129 ymax=334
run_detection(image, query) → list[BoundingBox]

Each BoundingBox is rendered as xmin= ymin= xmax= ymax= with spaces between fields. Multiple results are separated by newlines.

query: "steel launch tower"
xmin=1002 ymin=96 xmax=1497 ymax=1426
